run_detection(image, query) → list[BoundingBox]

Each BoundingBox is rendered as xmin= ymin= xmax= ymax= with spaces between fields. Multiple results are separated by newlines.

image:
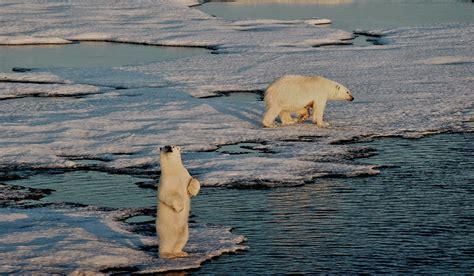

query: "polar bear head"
xmin=159 ymin=145 xmax=183 ymax=170
xmin=330 ymin=82 xmax=354 ymax=102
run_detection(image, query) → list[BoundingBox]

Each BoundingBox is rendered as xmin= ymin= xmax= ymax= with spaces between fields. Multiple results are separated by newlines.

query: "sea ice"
xmin=0 ymin=206 xmax=246 ymax=274
xmin=0 ymin=0 xmax=351 ymax=51
xmin=0 ymin=1 xmax=472 ymax=187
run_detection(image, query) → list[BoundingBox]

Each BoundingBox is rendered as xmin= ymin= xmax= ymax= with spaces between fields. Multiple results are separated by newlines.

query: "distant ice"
xmin=0 ymin=36 xmax=72 ymax=45
xmin=0 ymin=206 xmax=246 ymax=274
xmin=0 ymin=82 xmax=105 ymax=99
xmin=1 ymin=72 xmax=70 ymax=84
xmin=0 ymin=0 xmax=351 ymax=52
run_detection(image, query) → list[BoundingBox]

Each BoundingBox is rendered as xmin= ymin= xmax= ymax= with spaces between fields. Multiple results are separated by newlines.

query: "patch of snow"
xmin=0 ymin=82 xmax=104 ymax=100
xmin=0 ymin=36 xmax=72 ymax=45
xmin=0 ymin=213 xmax=28 ymax=222
xmin=304 ymin=18 xmax=332 ymax=25
xmin=0 ymin=72 xmax=70 ymax=84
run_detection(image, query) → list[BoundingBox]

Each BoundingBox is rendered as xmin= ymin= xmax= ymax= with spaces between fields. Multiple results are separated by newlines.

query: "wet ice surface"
xmin=0 ymin=205 xmax=246 ymax=274
xmin=1 ymin=23 xmax=472 ymax=186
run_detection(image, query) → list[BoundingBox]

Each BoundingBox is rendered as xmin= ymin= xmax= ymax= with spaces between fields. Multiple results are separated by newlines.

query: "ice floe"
xmin=0 ymin=0 xmax=352 ymax=51
xmin=0 ymin=1 xmax=472 ymax=187
xmin=0 ymin=36 xmax=73 ymax=45
xmin=0 ymin=206 xmax=246 ymax=274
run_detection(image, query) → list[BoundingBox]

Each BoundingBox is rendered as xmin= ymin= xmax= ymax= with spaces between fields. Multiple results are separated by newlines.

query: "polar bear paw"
xmin=187 ymin=178 xmax=200 ymax=197
xmin=317 ymin=121 xmax=330 ymax=128
xmin=174 ymin=251 xmax=189 ymax=257
xmin=160 ymin=252 xmax=176 ymax=259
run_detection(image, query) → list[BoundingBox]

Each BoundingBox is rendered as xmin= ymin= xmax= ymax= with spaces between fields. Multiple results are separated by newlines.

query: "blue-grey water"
xmin=0 ymin=42 xmax=207 ymax=73
xmin=6 ymin=133 xmax=473 ymax=273
xmin=192 ymin=133 xmax=474 ymax=274
xmin=197 ymin=0 xmax=474 ymax=32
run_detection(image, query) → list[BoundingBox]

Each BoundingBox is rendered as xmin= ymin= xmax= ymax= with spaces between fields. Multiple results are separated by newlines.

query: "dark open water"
xmin=192 ymin=133 xmax=474 ymax=274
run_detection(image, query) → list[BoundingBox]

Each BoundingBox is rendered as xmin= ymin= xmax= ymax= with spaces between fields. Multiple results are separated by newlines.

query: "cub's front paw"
xmin=187 ymin=178 xmax=200 ymax=197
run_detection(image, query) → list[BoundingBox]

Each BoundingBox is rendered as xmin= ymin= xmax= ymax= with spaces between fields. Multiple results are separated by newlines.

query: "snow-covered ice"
xmin=0 ymin=1 xmax=472 ymax=187
xmin=0 ymin=206 xmax=246 ymax=274
xmin=0 ymin=0 xmax=352 ymax=51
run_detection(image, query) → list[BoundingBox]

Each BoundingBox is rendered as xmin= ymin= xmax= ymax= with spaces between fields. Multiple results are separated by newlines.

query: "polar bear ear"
xmin=336 ymin=85 xmax=340 ymax=90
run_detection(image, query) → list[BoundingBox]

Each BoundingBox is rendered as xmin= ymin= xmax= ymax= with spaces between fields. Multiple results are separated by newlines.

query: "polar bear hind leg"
xmin=262 ymin=106 xmax=281 ymax=128
xmin=279 ymin=111 xmax=297 ymax=125
xmin=159 ymin=232 xmax=179 ymax=258
xmin=173 ymin=225 xmax=189 ymax=256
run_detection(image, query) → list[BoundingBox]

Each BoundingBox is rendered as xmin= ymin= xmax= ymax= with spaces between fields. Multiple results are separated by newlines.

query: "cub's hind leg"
xmin=279 ymin=111 xmax=297 ymax=125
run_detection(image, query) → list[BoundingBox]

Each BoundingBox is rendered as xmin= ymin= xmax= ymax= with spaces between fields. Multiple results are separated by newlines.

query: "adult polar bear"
xmin=157 ymin=145 xmax=200 ymax=259
xmin=262 ymin=75 xmax=354 ymax=128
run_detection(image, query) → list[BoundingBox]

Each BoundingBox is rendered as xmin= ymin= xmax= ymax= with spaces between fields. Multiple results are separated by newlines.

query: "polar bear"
xmin=262 ymin=75 xmax=354 ymax=128
xmin=157 ymin=145 xmax=200 ymax=259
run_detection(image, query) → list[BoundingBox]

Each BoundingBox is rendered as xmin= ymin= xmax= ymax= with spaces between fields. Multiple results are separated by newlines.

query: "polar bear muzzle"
xmin=161 ymin=145 xmax=173 ymax=153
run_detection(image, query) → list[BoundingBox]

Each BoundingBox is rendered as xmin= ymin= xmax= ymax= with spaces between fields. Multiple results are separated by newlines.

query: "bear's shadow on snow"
xmin=200 ymin=90 xmax=264 ymax=126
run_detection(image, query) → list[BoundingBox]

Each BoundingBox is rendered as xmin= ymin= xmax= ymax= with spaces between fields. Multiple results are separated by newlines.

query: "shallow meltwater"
xmin=197 ymin=0 xmax=474 ymax=32
xmin=0 ymin=42 xmax=207 ymax=72
xmin=192 ymin=133 xmax=474 ymax=274
xmin=6 ymin=170 xmax=156 ymax=209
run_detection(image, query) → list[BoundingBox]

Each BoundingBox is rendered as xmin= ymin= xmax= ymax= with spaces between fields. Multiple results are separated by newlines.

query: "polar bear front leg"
xmin=159 ymin=193 xmax=184 ymax=212
xmin=279 ymin=111 xmax=297 ymax=125
xmin=312 ymin=100 xmax=330 ymax=128
xmin=187 ymin=178 xmax=200 ymax=197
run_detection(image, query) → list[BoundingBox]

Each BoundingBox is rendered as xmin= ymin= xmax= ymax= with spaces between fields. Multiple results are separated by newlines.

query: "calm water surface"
xmin=0 ymin=42 xmax=207 ymax=73
xmin=192 ymin=133 xmax=473 ymax=274
xmin=7 ymin=133 xmax=473 ymax=273
xmin=197 ymin=0 xmax=474 ymax=32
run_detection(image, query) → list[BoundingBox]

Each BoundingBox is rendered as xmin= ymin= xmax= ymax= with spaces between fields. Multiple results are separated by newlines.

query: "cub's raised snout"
xmin=161 ymin=145 xmax=173 ymax=153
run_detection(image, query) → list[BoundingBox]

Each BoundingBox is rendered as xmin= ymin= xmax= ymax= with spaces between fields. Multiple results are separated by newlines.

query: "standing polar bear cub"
xmin=262 ymin=75 xmax=354 ymax=128
xmin=157 ymin=145 xmax=200 ymax=259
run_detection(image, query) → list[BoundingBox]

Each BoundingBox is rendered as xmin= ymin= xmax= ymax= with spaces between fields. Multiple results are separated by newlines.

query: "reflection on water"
xmin=197 ymin=0 xmax=474 ymax=31
xmin=193 ymin=133 xmax=474 ymax=273
xmin=0 ymin=42 xmax=207 ymax=72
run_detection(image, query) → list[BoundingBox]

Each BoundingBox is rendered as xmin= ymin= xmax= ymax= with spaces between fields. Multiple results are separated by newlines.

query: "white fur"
xmin=156 ymin=146 xmax=200 ymax=259
xmin=262 ymin=75 xmax=354 ymax=128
